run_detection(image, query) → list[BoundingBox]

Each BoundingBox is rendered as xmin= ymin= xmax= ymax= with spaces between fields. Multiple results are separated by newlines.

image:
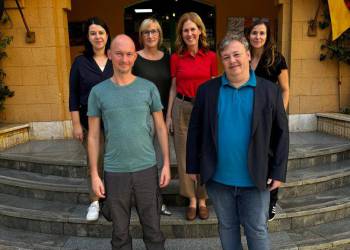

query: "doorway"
xmin=124 ymin=0 xmax=216 ymax=53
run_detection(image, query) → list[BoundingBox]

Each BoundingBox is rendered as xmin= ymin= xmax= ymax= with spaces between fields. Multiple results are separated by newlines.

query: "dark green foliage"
xmin=0 ymin=11 xmax=14 ymax=111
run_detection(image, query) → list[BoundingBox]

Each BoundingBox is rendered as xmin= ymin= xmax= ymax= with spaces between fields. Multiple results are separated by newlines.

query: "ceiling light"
xmin=134 ymin=9 xmax=153 ymax=13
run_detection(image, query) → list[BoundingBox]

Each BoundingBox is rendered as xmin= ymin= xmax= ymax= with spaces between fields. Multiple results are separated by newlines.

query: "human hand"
xmin=73 ymin=123 xmax=84 ymax=142
xmin=166 ymin=116 xmax=173 ymax=134
xmin=92 ymin=175 xmax=105 ymax=198
xmin=268 ymin=179 xmax=282 ymax=191
xmin=159 ymin=165 xmax=171 ymax=188
xmin=188 ymin=174 xmax=197 ymax=182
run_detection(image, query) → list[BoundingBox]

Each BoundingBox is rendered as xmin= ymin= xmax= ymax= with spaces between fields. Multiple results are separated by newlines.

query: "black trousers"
xmin=104 ymin=166 xmax=165 ymax=250
xmin=270 ymin=188 xmax=278 ymax=205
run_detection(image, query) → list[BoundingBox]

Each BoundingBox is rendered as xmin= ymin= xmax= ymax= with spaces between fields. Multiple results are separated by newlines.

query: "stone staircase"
xmin=0 ymin=132 xmax=350 ymax=249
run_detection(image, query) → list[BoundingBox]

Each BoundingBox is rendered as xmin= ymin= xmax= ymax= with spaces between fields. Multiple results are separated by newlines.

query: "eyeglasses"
xmin=142 ymin=29 xmax=159 ymax=36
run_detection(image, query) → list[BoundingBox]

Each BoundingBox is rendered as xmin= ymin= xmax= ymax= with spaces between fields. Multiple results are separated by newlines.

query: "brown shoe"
xmin=198 ymin=206 xmax=209 ymax=220
xmin=186 ymin=207 xmax=197 ymax=221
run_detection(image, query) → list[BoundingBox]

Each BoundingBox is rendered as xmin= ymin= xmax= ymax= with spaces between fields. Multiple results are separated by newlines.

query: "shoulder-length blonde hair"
xmin=138 ymin=18 xmax=163 ymax=49
xmin=175 ymin=12 xmax=209 ymax=55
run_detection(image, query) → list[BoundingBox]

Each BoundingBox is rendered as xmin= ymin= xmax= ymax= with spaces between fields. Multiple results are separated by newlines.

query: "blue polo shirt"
xmin=212 ymin=70 xmax=256 ymax=187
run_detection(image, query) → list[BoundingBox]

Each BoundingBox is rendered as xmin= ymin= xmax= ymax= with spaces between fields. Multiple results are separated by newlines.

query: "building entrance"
xmin=124 ymin=0 xmax=216 ymax=53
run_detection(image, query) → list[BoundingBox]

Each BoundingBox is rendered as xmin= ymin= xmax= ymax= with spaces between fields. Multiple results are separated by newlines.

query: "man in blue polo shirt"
xmin=186 ymin=33 xmax=289 ymax=250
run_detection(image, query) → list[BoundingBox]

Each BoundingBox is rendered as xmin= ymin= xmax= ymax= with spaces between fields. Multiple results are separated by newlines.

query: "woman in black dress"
xmin=247 ymin=18 xmax=289 ymax=221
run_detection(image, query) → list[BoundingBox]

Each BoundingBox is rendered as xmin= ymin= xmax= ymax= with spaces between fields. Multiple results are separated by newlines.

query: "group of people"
xmin=69 ymin=12 xmax=289 ymax=250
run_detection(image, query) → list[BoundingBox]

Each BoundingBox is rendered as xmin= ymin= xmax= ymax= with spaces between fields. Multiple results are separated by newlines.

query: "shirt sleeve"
xmin=210 ymin=51 xmax=218 ymax=77
xmin=170 ymin=53 xmax=178 ymax=78
xmin=87 ymin=89 xmax=102 ymax=117
xmin=275 ymin=53 xmax=288 ymax=76
xmin=150 ymin=84 xmax=163 ymax=113
xmin=278 ymin=53 xmax=288 ymax=70
xmin=69 ymin=58 xmax=80 ymax=111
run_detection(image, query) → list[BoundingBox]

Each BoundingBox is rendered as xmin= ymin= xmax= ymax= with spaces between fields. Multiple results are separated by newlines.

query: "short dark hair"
xmin=83 ymin=17 xmax=111 ymax=57
xmin=218 ymin=33 xmax=249 ymax=56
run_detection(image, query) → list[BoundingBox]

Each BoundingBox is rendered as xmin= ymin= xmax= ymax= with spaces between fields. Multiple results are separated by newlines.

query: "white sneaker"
xmin=86 ymin=201 xmax=100 ymax=221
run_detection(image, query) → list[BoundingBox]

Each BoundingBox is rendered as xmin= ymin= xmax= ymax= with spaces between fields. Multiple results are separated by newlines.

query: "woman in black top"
xmin=248 ymin=19 xmax=289 ymax=108
xmin=132 ymin=18 xmax=172 ymax=216
xmin=133 ymin=18 xmax=171 ymax=114
xmin=247 ymin=19 xmax=289 ymax=221
xmin=69 ymin=17 xmax=113 ymax=221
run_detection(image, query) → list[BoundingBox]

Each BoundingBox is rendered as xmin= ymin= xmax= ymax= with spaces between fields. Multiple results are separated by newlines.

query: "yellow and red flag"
xmin=328 ymin=0 xmax=350 ymax=40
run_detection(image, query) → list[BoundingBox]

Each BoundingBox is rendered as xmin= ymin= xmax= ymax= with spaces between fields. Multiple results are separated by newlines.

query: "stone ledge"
xmin=0 ymin=124 xmax=30 ymax=151
xmin=0 ymin=124 xmax=29 ymax=135
xmin=317 ymin=113 xmax=350 ymax=122
xmin=317 ymin=113 xmax=350 ymax=139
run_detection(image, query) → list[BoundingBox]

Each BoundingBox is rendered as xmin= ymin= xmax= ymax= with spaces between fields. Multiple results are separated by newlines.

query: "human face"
xmin=249 ymin=23 xmax=267 ymax=49
xmin=220 ymin=40 xmax=251 ymax=79
xmin=142 ymin=22 xmax=160 ymax=49
xmin=88 ymin=24 xmax=108 ymax=52
xmin=108 ymin=37 xmax=137 ymax=74
xmin=181 ymin=20 xmax=201 ymax=48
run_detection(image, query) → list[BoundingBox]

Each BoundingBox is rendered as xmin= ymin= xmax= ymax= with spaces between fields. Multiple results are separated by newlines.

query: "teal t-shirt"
xmin=87 ymin=77 xmax=163 ymax=173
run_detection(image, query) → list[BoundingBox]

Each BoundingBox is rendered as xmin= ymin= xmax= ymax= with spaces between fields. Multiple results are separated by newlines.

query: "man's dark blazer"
xmin=186 ymin=76 xmax=289 ymax=191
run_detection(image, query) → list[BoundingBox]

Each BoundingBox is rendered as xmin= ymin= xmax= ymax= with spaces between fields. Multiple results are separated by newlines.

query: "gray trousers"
xmin=104 ymin=166 xmax=165 ymax=250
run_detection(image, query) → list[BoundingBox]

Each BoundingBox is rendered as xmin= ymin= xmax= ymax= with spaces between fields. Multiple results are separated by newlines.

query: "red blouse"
xmin=170 ymin=49 xmax=218 ymax=98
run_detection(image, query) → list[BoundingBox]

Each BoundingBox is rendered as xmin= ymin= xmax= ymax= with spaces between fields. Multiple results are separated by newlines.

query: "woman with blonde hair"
xmin=166 ymin=12 xmax=218 ymax=220
xmin=132 ymin=18 xmax=172 ymax=216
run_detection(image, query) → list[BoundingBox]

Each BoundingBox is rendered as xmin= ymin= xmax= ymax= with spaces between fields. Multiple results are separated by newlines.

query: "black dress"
xmin=254 ymin=51 xmax=288 ymax=207
xmin=133 ymin=53 xmax=171 ymax=115
xmin=254 ymin=51 xmax=288 ymax=83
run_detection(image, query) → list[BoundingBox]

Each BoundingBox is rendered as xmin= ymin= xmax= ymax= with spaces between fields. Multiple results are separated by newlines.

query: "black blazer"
xmin=186 ymin=76 xmax=289 ymax=191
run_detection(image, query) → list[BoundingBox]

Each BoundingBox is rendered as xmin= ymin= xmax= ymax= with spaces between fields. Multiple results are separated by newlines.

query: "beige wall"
xmin=1 ymin=0 xmax=71 ymax=123
xmin=289 ymin=0 xmax=350 ymax=114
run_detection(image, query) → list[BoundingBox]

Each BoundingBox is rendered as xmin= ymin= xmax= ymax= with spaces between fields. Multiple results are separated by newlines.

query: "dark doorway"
xmin=124 ymin=0 xmax=216 ymax=53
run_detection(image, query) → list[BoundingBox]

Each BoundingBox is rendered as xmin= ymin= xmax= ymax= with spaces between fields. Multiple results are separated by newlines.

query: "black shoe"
xmin=268 ymin=203 xmax=277 ymax=221
xmin=161 ymin=204 xmax=172 ymax=216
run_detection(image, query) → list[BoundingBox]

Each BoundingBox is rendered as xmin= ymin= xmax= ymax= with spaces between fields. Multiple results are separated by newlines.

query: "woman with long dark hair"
xmin=69 ymin=17 xmax=113 ymax=221
xmin=247 ymin=18 xmax=289 ymax=221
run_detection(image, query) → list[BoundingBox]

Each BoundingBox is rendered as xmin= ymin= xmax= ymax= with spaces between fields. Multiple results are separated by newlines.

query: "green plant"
xmin=0 ymin=11 xmax=14 ymax=111
xmin=319 ymin=0 xmax=350 ymax=65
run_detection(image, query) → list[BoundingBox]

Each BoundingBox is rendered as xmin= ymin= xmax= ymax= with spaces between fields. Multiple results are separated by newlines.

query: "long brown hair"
xmin=246 ymin=19 xmax=276 ymax=69
xmin=175 ymin=12 xmax=209 ymax=55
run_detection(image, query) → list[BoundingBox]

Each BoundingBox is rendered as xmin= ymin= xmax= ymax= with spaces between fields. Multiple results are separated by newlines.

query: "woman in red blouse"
xmin=166 ymin=12 xmax=218 ymax=221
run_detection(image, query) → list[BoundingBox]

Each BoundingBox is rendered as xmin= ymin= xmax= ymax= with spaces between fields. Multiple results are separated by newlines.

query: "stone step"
xmin=1 ymin=157 xmax=349 ymax=205
xmin=0 ymin=168 xmax=90 ymax=204
xmin=0 ymin=139 xmax=178 ymax=178
xmin=0 ymin=184 xmax=350 ymax=238
xmin=288 ymin=132 xmax=350 ymax=170
xmin=281 ymin=158 xmax=350 ymax=198
xmin=0 ymin=193 xmax=218 ymax=238
xmin=0 ymin=139 xmax=87 ymax=178
xmin=0 ymin=132 xmax=349 ymax=178
xmin=0 ymin=217 xmax=349 ymax=250
xmin=272 ymin=185 xmax=350 ymax=232
xmin=0 ymin=168 xmax=182 ymax=205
